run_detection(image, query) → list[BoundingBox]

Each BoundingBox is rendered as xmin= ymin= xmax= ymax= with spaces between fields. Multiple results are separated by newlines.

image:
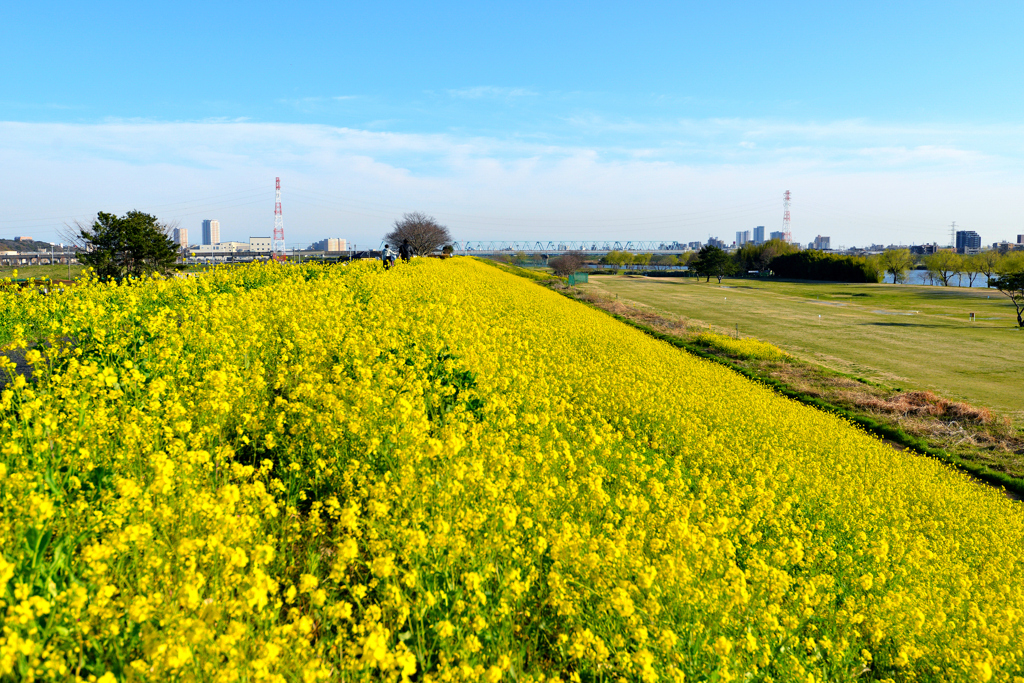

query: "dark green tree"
xmin=690 ymin=245 xmax=735 ymax=283
xmin=78 ymin=211 xmax=178 ymax=281
xmin=733 ymin=238 xmax=797 ymax=274
xmin=992 ymin=272 xmax=1024 ymax=327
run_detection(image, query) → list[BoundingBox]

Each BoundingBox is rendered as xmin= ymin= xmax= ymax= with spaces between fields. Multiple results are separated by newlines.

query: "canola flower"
xmin=1 ymin=259 xmax=1023 ymax=682
xmin=694 ymin=331 xmax=789 ymax=361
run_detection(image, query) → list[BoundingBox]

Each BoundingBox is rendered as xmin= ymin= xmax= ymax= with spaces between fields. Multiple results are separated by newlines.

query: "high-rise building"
xmin=753 ymin=226 xmax=765 ymax=244
xmin=202 ymin=219 xmax=220 ymax=245
xmin=769 ymin=230 xmax=792 ymax=243
xmin=813 ymin=235 xmax=831 ymax=250
xmin=1017 ymin=234 xmax=1023 ymax=244
xmin=736 ymin=230 xmax=751 ymax=246
xmin=172 ymin=227 xmax=188 ymax=249
xmin=955 ymin=230 xmax=981 ymax=254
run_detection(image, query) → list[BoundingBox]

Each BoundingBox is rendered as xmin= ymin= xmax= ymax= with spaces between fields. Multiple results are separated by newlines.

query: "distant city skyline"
xmin=4 ymin=2 xmax=1024 ymax=248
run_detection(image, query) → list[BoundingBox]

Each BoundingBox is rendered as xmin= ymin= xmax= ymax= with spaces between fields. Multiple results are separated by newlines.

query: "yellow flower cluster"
xmin=1 ymin=259 xmax=1023 ymax=682
xmin=695 ymin=331 xmax=790 ymax=361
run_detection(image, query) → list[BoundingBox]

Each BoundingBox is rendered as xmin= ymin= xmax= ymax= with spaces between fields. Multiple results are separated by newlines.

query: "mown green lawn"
xmin=582 ymin=275 xmax=1024 ymax=418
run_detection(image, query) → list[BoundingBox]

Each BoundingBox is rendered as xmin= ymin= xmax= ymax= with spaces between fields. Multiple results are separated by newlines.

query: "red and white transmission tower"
xmin=273 ymin=177 xmax=286 ymax=261
xmin=782 ymin=190 xmax=792 ymax=243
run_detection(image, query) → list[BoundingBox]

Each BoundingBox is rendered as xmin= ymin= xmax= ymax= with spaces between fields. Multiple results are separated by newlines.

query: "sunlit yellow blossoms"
xmin=1 ymin=259 xmax=1023 ymax=682
xmin=695 ymin=331 xmax=789 ymax=361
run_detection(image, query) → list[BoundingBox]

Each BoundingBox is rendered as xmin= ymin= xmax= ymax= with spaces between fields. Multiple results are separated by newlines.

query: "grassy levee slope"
xmin=2 ymin=260 xmax=1024 ymax=681
xmin=0 ymin=264 xmax=87 ymax=282
xmin=582 ymin=275 xmax=1024 ymax=419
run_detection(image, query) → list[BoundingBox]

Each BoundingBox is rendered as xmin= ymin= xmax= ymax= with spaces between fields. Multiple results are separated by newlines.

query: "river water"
xmin=898 ymin=270 xmax=994 ymax=288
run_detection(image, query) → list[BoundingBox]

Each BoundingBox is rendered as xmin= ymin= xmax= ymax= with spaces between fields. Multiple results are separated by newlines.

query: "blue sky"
xmin=3 ymin=1 xmax=1024 ymax=248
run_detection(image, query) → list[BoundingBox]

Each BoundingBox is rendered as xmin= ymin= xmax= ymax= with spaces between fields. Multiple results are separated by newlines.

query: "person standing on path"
xmin=382 ymin=244 xmax=396 ymax=269
xmin=398 ymin=239 xmax=412 ymax=263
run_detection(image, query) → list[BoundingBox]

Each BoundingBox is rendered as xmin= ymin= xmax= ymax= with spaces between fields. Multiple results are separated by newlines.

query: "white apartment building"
xmin=250 ymin=237 xmax=272 ymax=252
xmin=201 ymin=219 xmax=220 ymax=245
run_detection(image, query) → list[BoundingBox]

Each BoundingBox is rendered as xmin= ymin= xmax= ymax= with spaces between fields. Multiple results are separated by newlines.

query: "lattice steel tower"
xmin=782 ymin=190 xmax=792 ymax=242
xmin=273 ymin=177 xmax=286 ymax=261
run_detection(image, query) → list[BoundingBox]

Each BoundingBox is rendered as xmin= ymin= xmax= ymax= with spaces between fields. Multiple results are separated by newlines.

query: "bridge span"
xmin=451 ymin=240 xmax=693 ymax=256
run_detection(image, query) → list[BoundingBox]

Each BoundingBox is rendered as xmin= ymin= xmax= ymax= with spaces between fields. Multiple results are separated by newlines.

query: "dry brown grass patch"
xmin=860 ymin=391 xmax=994 ymax=425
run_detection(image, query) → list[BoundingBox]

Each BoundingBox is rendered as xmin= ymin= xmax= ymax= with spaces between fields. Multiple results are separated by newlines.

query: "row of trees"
xmin=601 ymin=251 xmax=685 ymax=270
xmin=597 ymin=240 xmax=1024 ymax=290
xmin=686 ymin=239 xmax=803 ymax=283
xmin=880 ymin=249 xmax=1024 ymax=326
xmin=878 ymin=248 xmax=1024 ymax=287
xmin=593 ymin=240 xmax=831 ymax=282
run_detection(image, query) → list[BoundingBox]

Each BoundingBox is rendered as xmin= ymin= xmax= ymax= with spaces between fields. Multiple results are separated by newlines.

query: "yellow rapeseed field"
xmin=693 ymin=332 xmax=789 ymax=361
xmin=1 ymin=258 xmax=1023 ymax=683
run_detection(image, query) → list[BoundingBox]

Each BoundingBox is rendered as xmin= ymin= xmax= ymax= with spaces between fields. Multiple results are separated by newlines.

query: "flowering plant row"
xmin=1 ymin=259 xmax=1022 ymax=682
xmin=693 ymin=331 xmax=790 ymax=361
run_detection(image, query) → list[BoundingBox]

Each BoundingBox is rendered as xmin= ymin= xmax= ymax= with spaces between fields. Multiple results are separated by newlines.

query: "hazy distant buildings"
xmin=707 ymin=237 xmax=727 ymax=249
xmin=202 ymin=220 xmax=220 ymax=245
xmin=736 ymin=230 xmax=751 ymax=246
xmin=14 ymin=236 xmax=33 ymax=242
xmin=193 ymin=241 xmax=248 ymax=253
xmin=172 ymin=227 xmax=188 ymax=249
xmin=753 ymin=226 xmax=765 ymax=244
xmin=311 ymin=238 xmax=348 ymax=251
xmin=688 ymin=241 xmax=703 ymax=250
xmin=769 ymin=230 xmax=792 ymax=243
xmin=1017 ymin=234 xmax=1023 ymax=244
xmin=910 ymin=243 xmax=939 ymax=255
xmin=955 ymin=230 xmax=981 ymax=254
xmin=812 ymin=235 xmax=831 ymax=250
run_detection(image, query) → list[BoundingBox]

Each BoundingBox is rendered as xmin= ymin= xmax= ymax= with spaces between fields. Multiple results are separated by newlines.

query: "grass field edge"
xmin=536 ymin=278 xmax=1024 ymax=497
xmin=619 ymin=312 xmax=1024 ymax=496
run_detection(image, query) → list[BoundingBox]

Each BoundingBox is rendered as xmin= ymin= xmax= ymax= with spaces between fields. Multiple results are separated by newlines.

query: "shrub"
xmin=771 ymin=250 xmax=881 ymax=283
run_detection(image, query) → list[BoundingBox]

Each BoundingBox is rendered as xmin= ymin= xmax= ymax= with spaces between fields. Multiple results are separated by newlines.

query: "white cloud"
xmin=1 ymin=118 xmax=1022 ymax=249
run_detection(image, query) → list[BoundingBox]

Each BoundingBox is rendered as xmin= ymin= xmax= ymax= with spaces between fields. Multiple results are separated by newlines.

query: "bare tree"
xmin=385 ymin=212 xmax=451 ymax=256
xmin=549 ymin=252 xmax=585 ymax=277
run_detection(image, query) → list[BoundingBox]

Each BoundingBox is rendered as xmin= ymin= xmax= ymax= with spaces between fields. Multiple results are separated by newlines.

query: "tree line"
xmin=588 ymin=240 xmax=1024 ymax=292
xmin=596 ymin=241 xmax=1024 ymax=327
